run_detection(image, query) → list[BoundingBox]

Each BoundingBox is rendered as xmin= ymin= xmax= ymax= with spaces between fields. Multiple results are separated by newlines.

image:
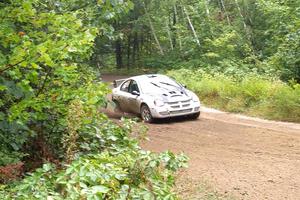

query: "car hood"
xmin=145 ymin=87 xmax=192 ymax=102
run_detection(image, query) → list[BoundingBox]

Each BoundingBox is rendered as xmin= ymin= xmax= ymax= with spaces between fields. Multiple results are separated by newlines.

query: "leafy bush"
xmin=0 ymin=117 xmax=188 ymax=199
xmin=168 ymin=69 xmax=300 ymax=122
xmin=0 ymin=0 xmax=131 ymax=167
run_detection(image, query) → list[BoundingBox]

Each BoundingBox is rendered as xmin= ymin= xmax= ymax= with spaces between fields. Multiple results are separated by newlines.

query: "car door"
xmin=116 ymin=80 xmax=131 ymax=112
xmin=127 ymin=80 xmax=141 ymax=114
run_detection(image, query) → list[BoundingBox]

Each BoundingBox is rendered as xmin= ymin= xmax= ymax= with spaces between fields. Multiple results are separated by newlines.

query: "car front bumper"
xmin=150 ymin=101 xmax=201 ymax=118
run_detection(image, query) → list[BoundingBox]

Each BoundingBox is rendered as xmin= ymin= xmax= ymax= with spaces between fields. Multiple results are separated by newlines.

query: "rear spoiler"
xmin=113 ymin=78 xmax=127 ymax=88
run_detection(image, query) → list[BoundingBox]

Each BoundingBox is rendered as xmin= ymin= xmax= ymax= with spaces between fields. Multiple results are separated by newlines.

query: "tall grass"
xmin=168 ymin=69 xmax=300 ymax=122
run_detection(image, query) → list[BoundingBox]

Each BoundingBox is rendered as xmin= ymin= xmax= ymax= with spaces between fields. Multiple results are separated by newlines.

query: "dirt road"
xmin=102 ymin=75 xmax=300 ymax=200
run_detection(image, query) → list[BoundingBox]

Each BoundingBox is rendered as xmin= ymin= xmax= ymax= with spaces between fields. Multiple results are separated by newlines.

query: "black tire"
xmin=188 ymin=112 xmax=200 ymax=120
xmin=140 ymin=104 xmax=154 ymax=123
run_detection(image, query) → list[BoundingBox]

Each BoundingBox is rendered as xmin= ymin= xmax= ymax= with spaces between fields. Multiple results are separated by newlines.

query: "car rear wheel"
xmin=113 ymin=100 xmax=122 ymax=113
xmin=188 ymin=112 xmax=200 ymax=120
xmin=141 ymin=104 xmax=154 ymax=123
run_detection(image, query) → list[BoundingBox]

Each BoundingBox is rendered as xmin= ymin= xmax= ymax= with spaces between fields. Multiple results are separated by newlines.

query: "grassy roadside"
xmin=167 ymin=69 xmax=300 ymax=123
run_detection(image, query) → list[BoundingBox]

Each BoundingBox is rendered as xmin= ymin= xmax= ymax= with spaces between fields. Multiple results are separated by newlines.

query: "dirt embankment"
xmin=102 ymin=74 xmax=300 ymax=200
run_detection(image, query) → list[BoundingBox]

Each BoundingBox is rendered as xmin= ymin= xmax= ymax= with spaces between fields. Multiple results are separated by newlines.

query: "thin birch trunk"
xmin=127 ymin=34 xmax=131 ymax=69
xmin=219 ymin=0 xmax=231 ymax=25
xmin=165 ymin=20 xmax=174 ymax=50
xmin=234 ymin=0 xmax=251 ymax=41
xmin=199 ymin=0 xmax=214 ymax=36
xmin=178 ymin=34 xmax=182 ymax=50
xmin=174 ymin=5 xmax=182 ymax=50
xmin=245 ymin=2 xmax=253 ymax=25
xmin=183 ymin=5 xmax=201 ymax=47
xmin=115 ymin=39 xmax=123 ymax=68
xmin=204 ymin=0 xmax=210 ymax=17
xmin=142 ymin=2 xmax=164 ymax=55
xmin=133 ymin=32 xmax=138 ymax=66
xmin=234 ymin=0 xmax=247 ymax=32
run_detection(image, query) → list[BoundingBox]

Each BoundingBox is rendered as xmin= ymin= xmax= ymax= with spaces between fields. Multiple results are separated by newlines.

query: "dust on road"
xmin=102 ymin=74 xmax=300 ymax=200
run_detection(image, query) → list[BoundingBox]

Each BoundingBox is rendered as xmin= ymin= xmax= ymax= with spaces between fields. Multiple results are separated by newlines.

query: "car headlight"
xmin=191 ymin=94 xmax=200 ymax=102
xmin=154 ymin=99 xmax=165 ymax=107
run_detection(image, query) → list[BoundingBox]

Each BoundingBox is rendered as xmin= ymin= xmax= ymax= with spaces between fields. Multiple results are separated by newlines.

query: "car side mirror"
xmin=131 ymin=91 xmax=140 ymax=96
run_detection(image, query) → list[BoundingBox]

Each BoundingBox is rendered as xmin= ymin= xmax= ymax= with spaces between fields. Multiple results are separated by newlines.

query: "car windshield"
xmin=140 ymin=76 xmax=183 ymax=93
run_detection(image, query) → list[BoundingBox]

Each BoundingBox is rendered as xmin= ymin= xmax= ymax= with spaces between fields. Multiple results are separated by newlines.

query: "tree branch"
xmin=0 ymin=59 xmax=26 ymax=75
xmin=36 ymin=68 xmax=52 ymax=97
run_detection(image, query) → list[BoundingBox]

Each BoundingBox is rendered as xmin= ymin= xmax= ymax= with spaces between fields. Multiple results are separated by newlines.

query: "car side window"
xmin=128 ymin=80 xmax=140 ymax=93
xmin=120 ymin=80 xmax=131 ymax=92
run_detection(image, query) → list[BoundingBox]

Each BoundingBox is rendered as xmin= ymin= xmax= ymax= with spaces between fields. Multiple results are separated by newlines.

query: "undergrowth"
xmin=0 ymin=115 xmax=188 ymax=199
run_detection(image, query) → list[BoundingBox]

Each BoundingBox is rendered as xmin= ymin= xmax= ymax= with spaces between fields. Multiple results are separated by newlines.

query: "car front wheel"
xmin=188 ymin=112 xmax=200 ymax=120
xmin=141 ymin=104 xmax=154 ymax=123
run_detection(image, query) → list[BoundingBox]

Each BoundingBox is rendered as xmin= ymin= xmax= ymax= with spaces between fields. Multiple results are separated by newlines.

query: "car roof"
xmin=130 ymin=74 xmax=169 ymax=82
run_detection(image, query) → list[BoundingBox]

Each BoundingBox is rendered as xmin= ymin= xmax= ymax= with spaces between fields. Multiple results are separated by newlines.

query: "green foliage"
xmin=168 ymin=69 xmax=300 ymax=122
xmin=268 ymin=30 xmax=300 ymax=82
xmin=0 ymin=116 xmax=188 ymax=199
xmin=0 ymin=0 xmax=130 ymax=165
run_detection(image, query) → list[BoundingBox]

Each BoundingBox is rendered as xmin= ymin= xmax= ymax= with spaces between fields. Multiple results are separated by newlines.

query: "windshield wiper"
xmin=159 ymin=82 xmax=187 ymax=95
xmin=159 ymin=82 xmax=184 ymax=90
xmin=151 ymin=82 xmax=161 ymax=88
xmin=151 ymin=82 xmax=171 ymax=91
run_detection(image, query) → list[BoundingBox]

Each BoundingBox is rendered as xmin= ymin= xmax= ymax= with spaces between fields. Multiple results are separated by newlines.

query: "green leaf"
xmin=42 ymin=163 xmax=53 ymax=172
xmin=0 ymin=85 xmax=7 ymax=91
xmin=91 ymin=185 xmax=109 ymax=194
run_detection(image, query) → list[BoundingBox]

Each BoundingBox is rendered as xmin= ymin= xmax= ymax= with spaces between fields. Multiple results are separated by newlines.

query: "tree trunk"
xmin=219 ymin=0 xmax=231 ymax=25
xmin=204 ymin=0 xmax=210 ymax=17
xmin=142 ymin=1 xmax=164 ymax=55
xmin=166 ymin=20 xmax=174 ymax=50
xmin=133 ymin=32 xmax=138 ymax=67
xmin=172 ymin=5 xmax=177 ymax=48
xmin=115 ymin=39 xmax=123 ymax=68
xmin=234 ymin=0 xmax=251 ymax=41
xmin=173 ymin=5 xmax=182 ymax=50
xmin=140 ymin=33 xmax=144 ymax=53
xmin=202 ymin=0 xmax=214 ymax=36
xmin=127 ymin=34 xmax=131 ymax=69
xmin=183 ymin=5 xmax=201 ymax=47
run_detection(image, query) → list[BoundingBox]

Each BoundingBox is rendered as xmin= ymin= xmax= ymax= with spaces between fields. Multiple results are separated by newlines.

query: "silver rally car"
xmin=112 ymin=74 xmax=201 ymax=123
